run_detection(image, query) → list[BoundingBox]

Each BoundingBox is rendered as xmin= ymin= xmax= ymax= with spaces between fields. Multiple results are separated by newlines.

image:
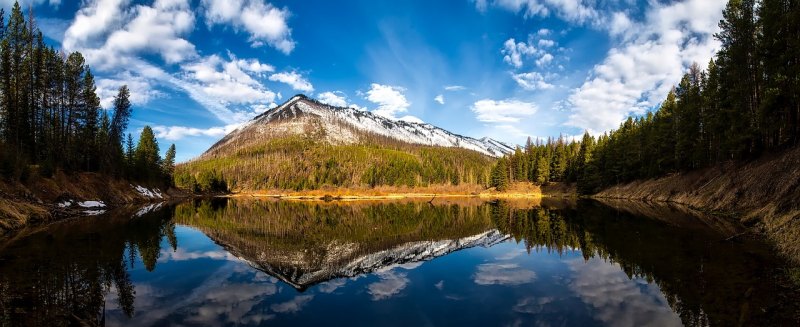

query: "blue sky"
xmin=8 ymin=0 xmax=727 ymax=161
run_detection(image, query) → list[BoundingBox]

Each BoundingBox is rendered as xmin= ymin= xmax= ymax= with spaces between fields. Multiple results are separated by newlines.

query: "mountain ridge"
xmin=200 ymin=94 xmax=514 ymax=159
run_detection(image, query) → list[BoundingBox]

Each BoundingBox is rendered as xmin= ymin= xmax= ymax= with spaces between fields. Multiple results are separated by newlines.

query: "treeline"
xmin=0 ymin=2 xmax=174 ymax=185
xmin=490 ymin=136 xmax=580 ymax=191
xmin=493 ymin=0 xmax=800 ymax=194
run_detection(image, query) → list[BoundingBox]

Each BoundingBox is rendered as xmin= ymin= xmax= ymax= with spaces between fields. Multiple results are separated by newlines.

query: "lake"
xmin=0 ymin=198 xmax=797 ymax=326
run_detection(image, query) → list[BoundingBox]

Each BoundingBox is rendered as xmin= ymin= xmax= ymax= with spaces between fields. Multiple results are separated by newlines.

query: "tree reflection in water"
xmin=0 ymin=206 xmax=176 ymax=326
xmin=0 ymin=198 xmax=797 ymax=326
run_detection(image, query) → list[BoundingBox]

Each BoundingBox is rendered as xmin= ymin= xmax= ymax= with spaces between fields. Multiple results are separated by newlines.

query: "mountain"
xmin=177 ymin=95 xmax=513 ymax=191
xmin=202 ymin=94 xmax=513 ymax=159
xmin=226 ymin=229 xmax=508 ymax=291
xmin=173 ymin=199 xmax=507 ymax=291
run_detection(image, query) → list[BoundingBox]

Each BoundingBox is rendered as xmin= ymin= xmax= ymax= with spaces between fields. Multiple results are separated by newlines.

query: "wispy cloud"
xmin=471 ymin=99 xmax=538 ymax=123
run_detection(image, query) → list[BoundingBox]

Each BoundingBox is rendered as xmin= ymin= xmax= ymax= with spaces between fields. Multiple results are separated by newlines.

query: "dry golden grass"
xmin=226 ymin=182 xmax=543 ymax=200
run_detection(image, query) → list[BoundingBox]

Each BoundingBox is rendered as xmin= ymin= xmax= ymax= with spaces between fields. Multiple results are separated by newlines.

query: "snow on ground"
xmin=58 ymin=200 xmax=73 ymax=208
xmin=78 ymin=201 xmax=106 ymax=208
xmin=134 ymin=185 xmax=164 ymax=199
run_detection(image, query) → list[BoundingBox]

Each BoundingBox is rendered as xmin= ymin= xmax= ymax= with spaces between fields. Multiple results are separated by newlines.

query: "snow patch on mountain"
xmin=247 ymin=229 xmax=510 ymax=290
xmin=219 ymin=95 xmax=515 ymax=157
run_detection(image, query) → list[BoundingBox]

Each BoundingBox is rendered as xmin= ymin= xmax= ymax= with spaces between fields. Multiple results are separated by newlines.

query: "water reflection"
xmin=0 ymin=199 xmax=796 ymax=326
xmin=0 ymin=206 xmax=176 ymax=326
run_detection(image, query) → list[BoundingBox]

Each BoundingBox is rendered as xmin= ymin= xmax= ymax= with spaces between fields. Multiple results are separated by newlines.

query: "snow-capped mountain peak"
xmin=204 ymin=94 xmax=514 ymax=158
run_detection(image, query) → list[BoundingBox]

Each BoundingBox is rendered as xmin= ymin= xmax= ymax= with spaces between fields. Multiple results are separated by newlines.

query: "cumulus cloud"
xmin=62 ymin=0 xmax=127 ymax=52
xmin=202 ymin=0 xmax=295 ymax=54
xmin=434 ymin=94 xmax=445 ymax=105
xmin=473 ymin=263 xmax=536 ymax=285
xmin=365 ymin=83 xmax=411 ymax=120
xmin=269 ymin=71 xmax=314 ymax=92
xmin=65 ymin=0 xmax=198 ymax=69
xmin=565 ymin=0 xmax=726 ymax=133
xmin=471 ymin=99 xmax=538 ymax=123
xmin=184 ymin=54 xmax=277 ymax=104
xmin=502 ymin=38 xmax=537 ymax=69
xmin=62 ymin=0 xmax=281 ymax=126
xmin=538 ymin=39 xmax=555 ymax=48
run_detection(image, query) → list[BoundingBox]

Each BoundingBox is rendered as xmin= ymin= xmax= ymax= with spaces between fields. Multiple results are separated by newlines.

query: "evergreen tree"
xmin=491 ymin=157 xmax=509 ymax=191
xmin=134 ymin=126 xmax=161 ymax=182
xmin=162 ymin=143 xmax=176 ymax=180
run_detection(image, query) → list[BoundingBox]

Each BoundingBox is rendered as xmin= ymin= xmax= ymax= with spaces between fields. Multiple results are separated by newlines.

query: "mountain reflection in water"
xmin=0 ymin=198 xmax=797 ymax=326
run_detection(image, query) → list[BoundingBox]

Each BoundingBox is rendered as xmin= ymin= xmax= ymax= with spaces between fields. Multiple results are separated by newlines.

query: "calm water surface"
xmin=0 ymin=198 xmax=797 ymax=326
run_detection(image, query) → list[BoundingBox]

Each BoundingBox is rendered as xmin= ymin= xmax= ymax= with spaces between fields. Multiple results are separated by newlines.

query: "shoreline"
xmin=222 ymin=191 xmax=545 ymax=201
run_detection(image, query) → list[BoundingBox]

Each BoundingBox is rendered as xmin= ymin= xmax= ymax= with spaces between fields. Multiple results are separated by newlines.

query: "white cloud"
xmin=184 ymin=55 xmax=277 ymax=105
xmin=97 ymin=72 xmax=165 ymax=108
xmin=472 ymin=99 xmax=538 ymax=123
xmin=269 ymin=71 xmax=314 ymax=92
xmin=537 ymin=28 xmax=551 ymax=36
xmin=318 ymin=91 xmax=348 ymax=107
xmin=538 ymin=39 xmax=555 ymax=48
xmin=565 ymin=0 xmax=726 ymax=133
xmin=501 ymin=38 xmax=538 ymax=69
xmin=513 ymin=71 xmax=555 ymax=90
xmin=444 ymin=85 xmax=466 ymax=91
xmin=62 ymin=0 xmax=128 ymax=52
xmin=152 ymin=123 xmax=242 ymax=141
xmin=61 ymin=0 xmax=282 ymax=126
xmin=434 ymin=94 xmax=445 ymax=105
xmin=365 ymin=83 xmax=411 ymax=120
xmin=501 ymin=35 xmax=560 ymax=72
xmin=65 ymin=0 xmax=198 ymax=69
xmin=485 ymin=0 xmax=602 ymax=26
xmin=473 ymin=263 xmax=536 ymax=285
xmin=202 ymin=0 xmax=295 ymax=54
xmin=536 ymin=53 xmax=554 ymax=67
xmin=227 ymin=51 xmax=275 ymax=74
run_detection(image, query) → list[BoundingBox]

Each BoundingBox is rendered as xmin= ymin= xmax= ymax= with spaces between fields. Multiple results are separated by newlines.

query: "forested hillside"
xmin=176 ymin=135 xmax=495 ymax=192
xmin=493 ymin=0 xmax=800 ymax=194
xmin=0 ymin=3 xmax=173 ymax=185
xmin=176 ymin=95 xmax=503 ymax=192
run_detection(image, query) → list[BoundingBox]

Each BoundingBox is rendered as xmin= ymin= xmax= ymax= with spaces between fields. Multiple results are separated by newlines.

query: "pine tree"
xmin=134 ymin=126 xmax=161 ymax=182
xmin=162 ymin=144 xmax=176 ymax=179
xmin=491 ymin=157 xmax=509 ymax=191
